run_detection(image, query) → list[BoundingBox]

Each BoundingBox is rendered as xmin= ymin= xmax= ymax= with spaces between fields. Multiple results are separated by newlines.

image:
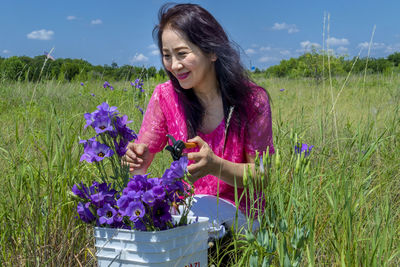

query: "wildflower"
xmin=103 ymin=81 xmax=110 ymax=89
xmin=80 ymin=82 xmax=84 ymax=86
xmin=103 ymin=81 xmax=114 ymax=90
xmin=76 ymin=202 xmax=96 ymax=223
xmin=143 ymin=191 xmax=156 ymax=206
xmin=136 ymin=105 xmax=144 ymax=115
xmin=280 ymin=88 xmax=285 ymax=92
xmin=152 ymin=201 xmax=172 ymax=227
xmin=80 ymin=140 xmax=114 ymax=163
xmin=91 ymin=93 xmax=95 ymax=97
xmin=97 ymin=203 xmax=119 ymax=225
xmin=125 ymin=201 xmax=145 ymax=222
xmin=295 ymin=143 xmax=314 ymax=157
xmin=132 ymin=78 xmax=144 ymax=92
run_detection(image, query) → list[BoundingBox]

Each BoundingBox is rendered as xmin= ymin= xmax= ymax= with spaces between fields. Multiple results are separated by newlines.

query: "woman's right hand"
xmin=123 ymin=143 xmax=153 ymax=174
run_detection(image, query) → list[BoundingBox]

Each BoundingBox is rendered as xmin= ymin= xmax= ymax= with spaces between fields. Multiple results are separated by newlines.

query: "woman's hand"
xmin=186 ymin=136 xmax=219 ymax=182
xmin=123 ymin=143 xmax=154 ymax=174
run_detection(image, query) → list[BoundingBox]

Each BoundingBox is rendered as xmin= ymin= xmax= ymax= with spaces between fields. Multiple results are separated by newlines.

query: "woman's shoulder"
xmin=247 ymin=82 xmax=271 ymax=110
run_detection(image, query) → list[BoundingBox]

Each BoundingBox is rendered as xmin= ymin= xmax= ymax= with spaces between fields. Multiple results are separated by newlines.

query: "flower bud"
xmin=295 ymin=155 xmax=301 ymax=174
xmin=275 ymin=149 xmax=281 ymax=169
xmin=243 ymin=166 xmax=248 ymax=187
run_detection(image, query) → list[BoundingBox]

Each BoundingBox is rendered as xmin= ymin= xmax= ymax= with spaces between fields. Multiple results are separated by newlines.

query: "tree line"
xmin=1 ymin=51 xmax=399 ymax=82
xmin=0 ymin=55 xmax=167 ymax=82
xmin=259 ymin=51 xmax=400 ymax=80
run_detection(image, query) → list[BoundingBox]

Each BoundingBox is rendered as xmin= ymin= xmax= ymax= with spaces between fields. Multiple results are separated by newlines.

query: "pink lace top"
xmin=137 ymin=80 xmax=274 ymax=213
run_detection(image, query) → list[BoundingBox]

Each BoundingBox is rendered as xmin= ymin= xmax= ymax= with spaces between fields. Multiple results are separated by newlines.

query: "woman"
xmin=124 ymin=3 xmax=274 ymax=230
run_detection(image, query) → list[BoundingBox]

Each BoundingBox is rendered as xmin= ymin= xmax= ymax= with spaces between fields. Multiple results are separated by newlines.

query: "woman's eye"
xmin=177 ymin=52 xmax=187 ymax=56
xmin=163 ymin=54 xmax=171 ymax=59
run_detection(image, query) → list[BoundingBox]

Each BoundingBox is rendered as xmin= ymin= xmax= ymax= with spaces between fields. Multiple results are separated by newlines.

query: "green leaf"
xmin=279 ymin=218 xmax=288 ymax=233
xmin=250 ymin=252 xmax=259 ymax=267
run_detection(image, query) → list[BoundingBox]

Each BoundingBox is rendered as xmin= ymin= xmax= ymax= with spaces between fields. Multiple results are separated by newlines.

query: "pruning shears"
xmin=165 ymin=134 xmax=197 ymax=161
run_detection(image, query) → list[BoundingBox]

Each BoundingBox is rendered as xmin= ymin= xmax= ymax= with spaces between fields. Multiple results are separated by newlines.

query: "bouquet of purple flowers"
xmin=72 ymin=102 xmax=193 ymax=231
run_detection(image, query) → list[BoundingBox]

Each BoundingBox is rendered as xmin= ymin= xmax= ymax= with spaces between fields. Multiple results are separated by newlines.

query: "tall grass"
xmin=0 ymin=73 xmax=399 ymax=266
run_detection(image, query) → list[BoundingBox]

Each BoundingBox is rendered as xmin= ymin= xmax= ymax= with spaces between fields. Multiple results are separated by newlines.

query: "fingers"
xmin=187 ymin=136 xmax=206 ymax=147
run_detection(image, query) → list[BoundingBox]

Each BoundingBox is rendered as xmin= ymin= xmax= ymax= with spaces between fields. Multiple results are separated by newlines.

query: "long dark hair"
xmin=153 ymin=3 xmax=253 ymax=138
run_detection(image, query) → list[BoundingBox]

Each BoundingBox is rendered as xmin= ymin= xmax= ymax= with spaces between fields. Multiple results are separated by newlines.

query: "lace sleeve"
xmin=244 ymin=85 xmax=275 ymax=156
xmin=136 ymin=84 xmax=168 ymax=153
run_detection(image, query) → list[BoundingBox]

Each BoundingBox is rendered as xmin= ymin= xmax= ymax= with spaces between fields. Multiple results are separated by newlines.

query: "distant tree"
xmin=387 ymin=52 xmax=400 ymax=66
xmin=1 ymin=56 xmax=25 ymax=81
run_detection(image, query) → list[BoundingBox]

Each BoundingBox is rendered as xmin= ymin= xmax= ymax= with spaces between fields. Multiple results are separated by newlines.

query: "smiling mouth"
xmin=176 ymin=72 xmax=190 ymax=80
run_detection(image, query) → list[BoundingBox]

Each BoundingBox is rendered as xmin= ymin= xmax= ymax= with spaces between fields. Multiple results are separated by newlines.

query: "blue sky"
xmin=1 ymin=0 xmax=399 ymax=69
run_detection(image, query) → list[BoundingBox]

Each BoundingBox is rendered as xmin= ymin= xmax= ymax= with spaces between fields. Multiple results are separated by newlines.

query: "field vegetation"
xmin=0 ymin=63 xmax=399 ymax=265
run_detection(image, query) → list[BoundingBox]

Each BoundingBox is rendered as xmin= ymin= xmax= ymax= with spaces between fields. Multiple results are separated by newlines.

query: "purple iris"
xmin=80 ymin=140 xmax=114 ymax=163
xmin=125 ymin=201 xmax=145 ymax=222
xmin=295 ymin=143 xmax=314 ymax=157
xmin=77 ymin=202 xmax=96 ymax=223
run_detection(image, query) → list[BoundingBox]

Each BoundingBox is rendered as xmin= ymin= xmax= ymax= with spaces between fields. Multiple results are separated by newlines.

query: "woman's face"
xmin=161 ymin=27 xmax=217 ymax=91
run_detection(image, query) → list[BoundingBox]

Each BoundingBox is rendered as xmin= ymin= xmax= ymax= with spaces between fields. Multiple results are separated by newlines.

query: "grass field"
xmin=0 ymin=73 xmax=399 ymax=266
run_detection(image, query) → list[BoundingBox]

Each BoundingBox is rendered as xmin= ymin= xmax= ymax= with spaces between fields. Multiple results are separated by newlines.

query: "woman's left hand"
xmin=186 ymin=136 xmax=219 ymax=183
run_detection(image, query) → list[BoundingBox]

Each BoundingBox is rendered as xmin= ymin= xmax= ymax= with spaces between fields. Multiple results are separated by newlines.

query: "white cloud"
xmin=147 ymin=44 xmax=160 ymax=56
xmin=260 ymin=46 xmax=272 ymax=51
xmin=336 ymin=46 xmax=348 ymax=54
xmin=2 ymin=49 xmax=10 ymax=54
xmin=300 ymin=40 xmax=321 ymax=50
xmin=130 ymin=53 xmax=149 ymax=64
xmin=259 ymin=56 xmax=278 ymax=63
xmin=272 ymin=22 xmax=299 ymax=34
xmin=67 ymin=15 xmax=77 ymax=20
xmin=326 ymin=37 xmax=349 ymax=47
xmin=385 ymin=43 xmax=400 ymax=53
xmin=280 ymin=50 xmax=291 ymax=56
xmin=27 ymin=29 xmax=54 ymax=40
xmin=245 ymin=48 xmax=256 ymax=55
xmin=358 ymin=42 xmax=386 ymax=50
xmin=91 ymin=19 xmax=102 ymax=25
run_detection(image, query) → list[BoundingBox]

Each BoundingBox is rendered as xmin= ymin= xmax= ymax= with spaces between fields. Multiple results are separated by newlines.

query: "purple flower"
xmin=91 ymin=93 xmax=95 ymax=97
xmin=80 ymin=140 xmax=114 ymax=163
xmin=152 ymin=185 xmax=166 ymax=200
xmin=152 ymin=201 xmax=172 ymax=228
xmin=97 ymin=203 xmax=118 ymax=225
xmin=113 ymin=115 xmax=137 ymax=142
xmin=92 ymin=114 xmax=113 ymax=134
xmin=103 ymin=81 xmax=114 ymax=91
xmin=77 ymin=202 xmax=96 ymax=223
xmin=280 ymin=88 xmax=285 ymax=92
xmin=84 ymin=102 xmax=118 ymax=130
xmin=295 ymin=143 xmax=314 ymax=157
xmin=125 ymin=201 xmax=145 ymax=222
xmin=143 ymin=191 xmax=156 ymax=206
xmin=103 ymin=81 xmax=110 ymax=89
xmin=80 ymin=82 xmax=84 ymax=86
xmin=132 ymin=78 xmax=144 ymax=91
xmin=136 ymin=105 xmax=144 ymax=115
